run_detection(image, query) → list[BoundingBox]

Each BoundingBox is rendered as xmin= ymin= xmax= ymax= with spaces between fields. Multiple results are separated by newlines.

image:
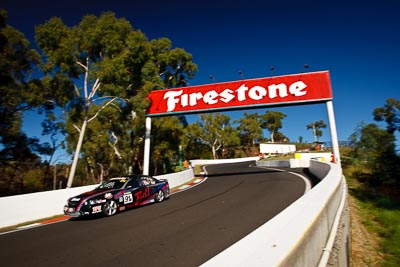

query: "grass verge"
xmin=347 ymin=176 xmax=400 ymax=266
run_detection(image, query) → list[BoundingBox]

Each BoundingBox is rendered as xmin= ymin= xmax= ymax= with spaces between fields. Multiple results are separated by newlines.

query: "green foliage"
xmin=34 ymin=12 xmax=198 ymax=184
xmin=349 ymin=184 xmax=400 ymax=266
xmin=306 ymin=120 xmax=327 ymax=142
xmin=149 ymin=116 xmax=186 ymax=175
xmin=0 ymin=10 xmax=54 ymax=196
xmin=349 ymin=122 xmax=399 ymax=188
xmin=346 ymin=98 xmax=400 ymax=191
xmin=186 ymin=113 xmax=239 ymax=159
xmin=373 ymin=98 xmax=400 ymax=134
xmin=235 ymin=112 xmax=263 ymax=146
xmin=0 ymin=9 xmax=42 ymax=161
xmin=260 ymin=110 xmax=287 ymax=143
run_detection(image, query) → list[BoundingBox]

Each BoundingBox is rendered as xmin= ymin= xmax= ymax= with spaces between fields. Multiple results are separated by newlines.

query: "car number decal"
xmin=92 ymin=205 xmax=102 ymax=214
xmin=124 ymin=193 xmax=133 ymax=204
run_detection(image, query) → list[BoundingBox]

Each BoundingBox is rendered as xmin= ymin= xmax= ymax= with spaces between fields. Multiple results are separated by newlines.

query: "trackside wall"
xmin=0 ymin=184 xmax=98 ymax=228
xmin=190 ymin=157 xmax=259 ymax=166
xmin=154 ymin=168 xmax=195 ymax=189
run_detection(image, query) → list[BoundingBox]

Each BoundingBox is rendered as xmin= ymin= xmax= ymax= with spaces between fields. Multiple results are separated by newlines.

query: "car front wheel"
xmin=103 ymin=200 xmax=118 ymax=217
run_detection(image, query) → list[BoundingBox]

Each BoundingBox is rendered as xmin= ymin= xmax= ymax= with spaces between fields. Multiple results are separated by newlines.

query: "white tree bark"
xmin=66 ymin=57 xmax=97 ymax=188
xmin=67 ymin=118 xmax=88 ymax=188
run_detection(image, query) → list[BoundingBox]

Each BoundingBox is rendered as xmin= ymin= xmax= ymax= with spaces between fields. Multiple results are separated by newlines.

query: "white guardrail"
xmin=0 ymin=157 xmax=348 ymax=266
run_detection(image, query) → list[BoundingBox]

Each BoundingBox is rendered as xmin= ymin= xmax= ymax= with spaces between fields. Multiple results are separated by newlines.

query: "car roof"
xmin=108 ymin=175 xmax=151 ymax=181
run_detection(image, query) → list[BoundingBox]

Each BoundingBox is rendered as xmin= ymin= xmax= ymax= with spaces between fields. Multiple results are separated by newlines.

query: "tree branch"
xmin=73 ymin=84 xmax=81 ymax=97
xmin=73 ymin=124 xmax=81 ymax=133
xmin=87 ymin=97 xmax=117 ymax=123
xmin=76 ymin=60 xmax=88 ymax=71
xmin=88 ymin=78 xmax=101 ymax=100
xmin=109 ymin=131 xmax=123 ymax=160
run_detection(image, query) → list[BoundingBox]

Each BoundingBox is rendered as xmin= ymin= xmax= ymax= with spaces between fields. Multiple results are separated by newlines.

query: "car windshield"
xmin=97 ymin=178 xmax=128 ymax=190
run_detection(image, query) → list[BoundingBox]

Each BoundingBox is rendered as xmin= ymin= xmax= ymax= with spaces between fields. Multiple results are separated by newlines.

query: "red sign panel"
xmin=146 ymin=71 xmax=332 ymax=116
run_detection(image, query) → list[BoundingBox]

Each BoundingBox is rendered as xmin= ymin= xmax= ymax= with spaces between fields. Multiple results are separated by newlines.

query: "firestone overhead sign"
xmin=146 ymin=71 xmax=332 ymax=116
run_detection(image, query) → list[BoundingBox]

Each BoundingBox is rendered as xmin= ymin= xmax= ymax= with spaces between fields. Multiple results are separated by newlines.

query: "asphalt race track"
xmin=0 ymin=161 xmax=314 ymax=267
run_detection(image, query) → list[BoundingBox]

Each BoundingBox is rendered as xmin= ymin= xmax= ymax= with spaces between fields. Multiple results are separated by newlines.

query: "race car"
xmin=64 ymin=175 xmax=170 ymax=217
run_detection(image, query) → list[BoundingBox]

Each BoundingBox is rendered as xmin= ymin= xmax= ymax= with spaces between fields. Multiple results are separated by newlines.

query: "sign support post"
xmin=143 ymin=116 xmax=151 ymax=175
xmin=326 ymin=100 xmax=341 ymax=169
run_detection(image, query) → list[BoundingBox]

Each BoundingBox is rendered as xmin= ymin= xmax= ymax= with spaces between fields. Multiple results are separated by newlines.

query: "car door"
xmin=133 ymin=177 xmax=154 ymax=205
xmin=123 ymin=178 xmax=142 ymax=207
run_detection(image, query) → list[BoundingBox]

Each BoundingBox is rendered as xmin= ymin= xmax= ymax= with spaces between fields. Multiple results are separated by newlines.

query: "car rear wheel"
xmin=103 ymin=200 xmax=118 ymax=216
xmin=155 ymin=190 xmax=165 ymax=203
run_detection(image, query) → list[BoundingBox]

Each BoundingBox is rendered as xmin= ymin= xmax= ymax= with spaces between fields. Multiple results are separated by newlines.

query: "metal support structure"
xmin=179 ymin=145 xmax=183 ymax=170
xmin=143 ymin=116 xmax=152 ymax=175
xmin=143 ymin=73 xmax=339 ymax=174
xmin=326 ymin=100 xmax=341 ymax=169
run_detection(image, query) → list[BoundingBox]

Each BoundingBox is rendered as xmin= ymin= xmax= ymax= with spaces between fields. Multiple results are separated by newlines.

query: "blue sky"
xmin=2 ymin=0 xmax=400 ymax=160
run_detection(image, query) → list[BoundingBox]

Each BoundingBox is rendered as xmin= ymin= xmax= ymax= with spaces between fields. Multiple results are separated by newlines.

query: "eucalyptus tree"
xmin=306 ymin=120 xmax=327 ymax=142
xmin=150 ymin=116 xmax=186 ymax=174
xmin=235 ymin=112 xmax=263 ymax=147
xmin=186 ymin=113 xmax=239 ymax=159
xmin=0 ymin=10 xmax=41 ymax=155
xmin=273 ymin=131 xmax=289 ymax=143
xmin=35 ymin=12 xmax=197 ymax=187
xmin=373 ymin=97 xmax=400 ymax=135
xmin=351 ymin=123 xmax=399 ymax=187
xmin=260 ymin=110 xmax=287 ymax=143
xmin=0 ymin=10 xmax=46 ymax=195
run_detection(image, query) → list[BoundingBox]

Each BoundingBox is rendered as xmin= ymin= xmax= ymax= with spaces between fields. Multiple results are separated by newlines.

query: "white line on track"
xmin=253 ymin=166 xmax=312 ymax=194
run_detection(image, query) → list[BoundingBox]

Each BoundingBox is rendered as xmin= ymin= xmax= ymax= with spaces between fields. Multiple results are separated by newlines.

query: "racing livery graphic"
xmin=64 ymin=175 xmax=170 ymax=217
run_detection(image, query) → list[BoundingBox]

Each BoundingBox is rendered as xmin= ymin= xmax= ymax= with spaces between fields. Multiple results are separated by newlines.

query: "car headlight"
xmin=89 ymin=199 xmax=103 ymax=205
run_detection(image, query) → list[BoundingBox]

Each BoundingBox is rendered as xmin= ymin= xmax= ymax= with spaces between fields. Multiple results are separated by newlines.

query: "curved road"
xmin=0 ymin=161 xmax=312 ymax=267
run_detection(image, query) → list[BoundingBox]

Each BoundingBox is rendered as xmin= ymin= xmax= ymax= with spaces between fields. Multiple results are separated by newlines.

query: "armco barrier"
xmin=202 ymin=160 xmax=348 ymax=267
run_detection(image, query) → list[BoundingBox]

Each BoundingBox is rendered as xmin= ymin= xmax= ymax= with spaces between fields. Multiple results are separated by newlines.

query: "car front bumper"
xmin=64 ymin=206 xmax=84 ymax=217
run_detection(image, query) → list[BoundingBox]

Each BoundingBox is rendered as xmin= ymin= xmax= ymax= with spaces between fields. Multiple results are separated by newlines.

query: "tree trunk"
xmin=66 ymin=118 xmax=88 ymax=188
xmin=212 ymin=145 xmax=217 ymax=159
xmin=313 ymin=124 xmax=317 ymax=142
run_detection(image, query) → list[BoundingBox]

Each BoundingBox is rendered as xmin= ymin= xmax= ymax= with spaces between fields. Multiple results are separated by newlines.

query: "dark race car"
xmin=64 ymin=175 xmax=170 ymax=217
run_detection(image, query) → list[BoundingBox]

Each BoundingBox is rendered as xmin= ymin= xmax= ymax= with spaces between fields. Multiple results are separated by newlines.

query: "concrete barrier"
xmin=290 ymin=158 xmax=310 ymax=168
xmin=155 ymin=168 xmax=195 ymax=189
xmin=0 ymin=184 xmax=98 ymax=228
xmin=257 ymin=160 xmax=291 ymax=168
xmin=190 ymin=157 xmax=259 ymax=166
